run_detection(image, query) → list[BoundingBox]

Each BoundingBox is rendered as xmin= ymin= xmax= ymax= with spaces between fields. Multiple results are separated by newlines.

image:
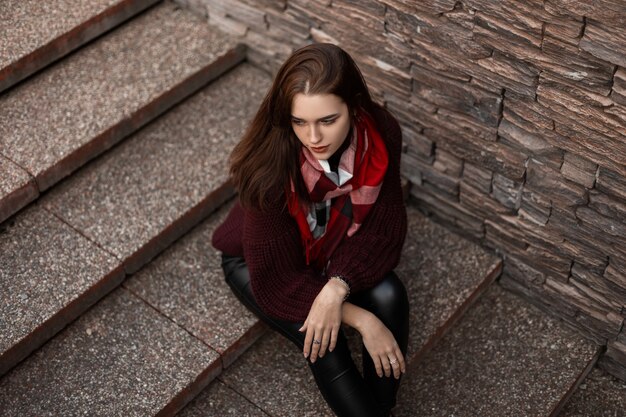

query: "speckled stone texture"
xmin=0 ymin=287 xmax=220 ymax=417
xmin=217 ymin=331 xmax=335 ymax=417
xmin=559 ymin=367 xmax=626 ymax=417
xmin=42 ymin=63 xmax=271 ymax=273
xmin=178 ymin=380 xmax=268 ymax=417
xmin=393 ymin=283 xmax=600 ymax=417
xmin=0 ymin=0 xmax=160 ymax=93
xmin=0 ymin=0 xmax=242 ymax=192
xmin=0 ymin=155 xmax=38 ymax=224
xmin=398 ymin=205 xmax=501 ymax=363
xmin=124 ymin=201 xmax=266 ymax=368
xmin=0 ymin=205 xmax=123 ymax=376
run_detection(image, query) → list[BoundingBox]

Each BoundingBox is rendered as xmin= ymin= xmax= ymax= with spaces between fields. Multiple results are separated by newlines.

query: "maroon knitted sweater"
xmin=212 ymin=106 xmax=407 ymax=322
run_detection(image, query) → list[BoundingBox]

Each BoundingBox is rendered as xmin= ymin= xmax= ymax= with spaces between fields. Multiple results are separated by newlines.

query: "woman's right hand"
xmin=359 ymin=314 xmax=406 ymax=379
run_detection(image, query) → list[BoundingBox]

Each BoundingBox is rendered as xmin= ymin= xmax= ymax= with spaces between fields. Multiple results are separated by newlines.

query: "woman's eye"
xmin=321 ymin=119 xmax=336 ymax=125
xmin=292 ymin=120 xmax=305 ymax=126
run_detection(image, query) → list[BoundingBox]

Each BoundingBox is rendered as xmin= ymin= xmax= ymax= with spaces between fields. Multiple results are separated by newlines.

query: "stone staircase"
xmin=0 ymin=1 xmax=622 ymax=416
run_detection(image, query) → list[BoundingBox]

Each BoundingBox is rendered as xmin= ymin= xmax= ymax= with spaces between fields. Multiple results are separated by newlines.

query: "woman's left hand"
xmin=299 ymin=280 xmax=347 ymax=363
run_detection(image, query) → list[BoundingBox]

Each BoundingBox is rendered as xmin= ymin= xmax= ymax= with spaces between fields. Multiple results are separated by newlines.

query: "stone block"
xmin=420 ymin=163 xmax=460 ymax=200
xmin=560 ymin=152 xmax=598 ymax=189
xmin=206 ymin=0 xmax=267 ymax=32
xmin=504 ymin=91 xmax=556 ymax=131
xmin=382 ymin=0 xmax=458 ymax=15
xmin=519 ymin=186 xmax=551 ymax=226
xmin=611 ymin=67 xmax=626 ymax=106
xmin=401 ymin=152 xmax=423 ymax=186
xmin=474 ymin=51 xmax=540 ymax=98
xmin=526 ymin=159 xmax=587 ymax=207
xmin=429 ymin=126 xmax=527 ymax=181
xmin=548 ymin=0 xmax=626 ymax=26
xmin=462 ymin=162 xmax=492 ymax=194
xmin=589 ymin=190 xmax=626 ymax=225
xmin=559 ymin=239 xmax=609 ymax=276
xmin=265 ymin=7 xmax=310 ymax=41
xmin=491 ymin=172 xmax=523 ymax=210
xmin=575 ymin=206 xmax=626 ymax=243
xmin=288 ymin=0 xmax=332 ymax=26
xmin=473 ymin=8 xmax=542 ymax=48
xmin=571 ymin=263 xmax=626 ymax=312
xmin=411 ymin=64 xmax=502 ymax=127
xmin=460 ymin=182 xmax=512 ymax=219
xmin=403 ymin=129 xmax=434 ymax=161
xmin=542 ymin=9 xmax=584 ymax=44
xmin=540 ymin=34 xmax=615 ymax=95
xmin=433 ymin=149 xmax=463 ymax=177
xmin=503 ymin=255 xmax=547 ymax=286
xmin=597 ymin=166 xmax=626 ymax=202
xmin=411 ymin=183 xmax=485 ymax=239
xmin=580 ymin=19 xmax=626 ymax=67
xmin=498 ymin=116 xmax=562 ymax=168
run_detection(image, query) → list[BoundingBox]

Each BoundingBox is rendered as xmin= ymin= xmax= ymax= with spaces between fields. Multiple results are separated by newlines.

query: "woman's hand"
xmin=299 ymin=280 xmax=348 ymax=363
xmin=359 ymin=314 xmax=406 ymax=379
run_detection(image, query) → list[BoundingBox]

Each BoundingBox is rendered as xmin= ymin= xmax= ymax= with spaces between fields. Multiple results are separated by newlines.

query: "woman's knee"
xmin=369 ymin=272 xmax=409 ymax=316
xmin=221 ymin=255 xmax=249 ymax=291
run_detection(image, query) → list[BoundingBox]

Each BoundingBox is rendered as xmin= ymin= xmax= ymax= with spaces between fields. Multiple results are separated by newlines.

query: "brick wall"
xmin=175 ymin=0 xmax=626 ymax=381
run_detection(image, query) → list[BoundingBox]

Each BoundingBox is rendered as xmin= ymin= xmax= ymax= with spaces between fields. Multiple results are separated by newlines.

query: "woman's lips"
xmin=310 ymin=145 xmax=329 ymax=153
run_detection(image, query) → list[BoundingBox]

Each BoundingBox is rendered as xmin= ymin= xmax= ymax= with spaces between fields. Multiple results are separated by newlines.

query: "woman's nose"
xmin=309 ymin=124 xmax=322 ymax=143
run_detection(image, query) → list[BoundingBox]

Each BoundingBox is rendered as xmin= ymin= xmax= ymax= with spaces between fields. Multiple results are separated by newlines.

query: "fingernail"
xmin=304 ymin=352 xmax=308 ymax=358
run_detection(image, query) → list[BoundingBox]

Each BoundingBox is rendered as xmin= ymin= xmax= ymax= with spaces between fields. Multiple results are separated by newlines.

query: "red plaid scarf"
xmin=287 ymin=109 xmax=389 ymax=270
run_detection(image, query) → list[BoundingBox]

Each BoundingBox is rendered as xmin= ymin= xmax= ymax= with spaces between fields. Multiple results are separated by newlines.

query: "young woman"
xmin=212 ymin=43 xmax=409 ymax=417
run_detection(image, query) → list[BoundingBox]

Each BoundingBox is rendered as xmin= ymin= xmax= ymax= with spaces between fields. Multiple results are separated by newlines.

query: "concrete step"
xmin=178 ymin=204 xmax=504 ymax=416
xmin=558 ymin=366 xmax=626 ymax=416
xmin=0 ymin=62 xmax=272 ymax=377
xmin=393 ymin=283 xmax=600 ymax=417
xmin=0 ymin=0 xmax=160 ymax=94
xmin=0 ymin=199 xmax=265 ymax=415
xmin=0 ymin=0 xmax=245 ymax=224
xmin=0 ymin=286 xmax=221 ymax=417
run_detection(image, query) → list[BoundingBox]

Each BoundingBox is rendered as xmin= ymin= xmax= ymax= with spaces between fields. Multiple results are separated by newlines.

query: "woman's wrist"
xmin=327 ymin=276 xmax=350 ymax=301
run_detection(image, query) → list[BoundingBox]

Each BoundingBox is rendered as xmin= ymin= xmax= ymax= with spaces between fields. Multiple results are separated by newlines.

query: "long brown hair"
xmin=230 ymin=43 xmax=380 ymax=210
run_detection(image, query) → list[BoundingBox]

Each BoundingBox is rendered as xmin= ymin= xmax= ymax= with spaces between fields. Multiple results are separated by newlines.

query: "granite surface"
xmin=393 ymin=283 xmax=600 ymax=417
xmin=178 ymin=379 xmax=269 ymax=417
xmin=217 ymin=331 xmax=335 ymax=417
xmin=42 ymin=63 xmax=270 ymax=271
xmin=0 ymin=0 xmax=161 ymax=93
xmin=0 ymin=0 xmax=125 ymax=69
xmin=559 ymin=366 xmax=626 ymax=417
xmin=0 ymin=287 xmax=219 ymax=417
xmin=0 ymin=205 xmax=121 ymax=371
xmin=397 ymin=205 xmax=501 ymax=362
xmin=0 ymin=154 xmax=38 ymax=223
xmin=0 ymin=1 xmax=239 ymax=188
xmin=124 ymin=201 xmax=266 ymax=368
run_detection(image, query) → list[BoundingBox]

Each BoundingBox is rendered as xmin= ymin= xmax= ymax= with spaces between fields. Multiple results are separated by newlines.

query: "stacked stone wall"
xmin=175 ymin=0 xmax=626 ymax=381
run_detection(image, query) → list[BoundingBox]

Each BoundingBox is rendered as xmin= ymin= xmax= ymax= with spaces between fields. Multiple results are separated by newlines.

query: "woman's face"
xmin=290 ymin=93 xmax=352 ymax=160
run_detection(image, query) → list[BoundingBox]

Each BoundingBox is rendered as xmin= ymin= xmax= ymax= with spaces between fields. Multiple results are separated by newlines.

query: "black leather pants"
xmin=221 ymin=255 xmax=410 ymax=417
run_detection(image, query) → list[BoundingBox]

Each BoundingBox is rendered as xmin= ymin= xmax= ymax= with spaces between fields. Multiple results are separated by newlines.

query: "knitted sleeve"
xmin=325 ymin=108 xmax=408 ymax=293
xmin=242 ymin=195 xmax=327 ymax=322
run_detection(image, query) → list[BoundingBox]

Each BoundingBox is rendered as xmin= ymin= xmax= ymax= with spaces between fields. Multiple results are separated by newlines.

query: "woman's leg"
xmin=221 ymin=255 xmax=389 ymax=417
xmin=348 ymin=271 xmax=410 ymax=414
